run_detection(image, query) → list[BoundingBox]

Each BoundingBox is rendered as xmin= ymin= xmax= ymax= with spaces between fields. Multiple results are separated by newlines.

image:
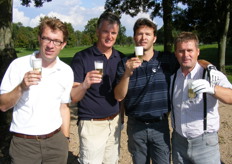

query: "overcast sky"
xmin=13 ymin=0 xmax=163 ymax=36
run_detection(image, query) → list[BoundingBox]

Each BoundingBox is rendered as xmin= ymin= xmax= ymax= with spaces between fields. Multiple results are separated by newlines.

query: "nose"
xmin=107 ymin=32 xmax=112 ymax=38
xmin=47 ymin=41 xmax=55 ymax=48
xmin=141 ymin=34 xmax=146 ymax=40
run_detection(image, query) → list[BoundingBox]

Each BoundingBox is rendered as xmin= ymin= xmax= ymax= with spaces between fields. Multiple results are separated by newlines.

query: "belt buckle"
xmin=36 ymin=135 xmax=40 ymax=141
xmin=144 ymin=121 xmax=150 ymax=125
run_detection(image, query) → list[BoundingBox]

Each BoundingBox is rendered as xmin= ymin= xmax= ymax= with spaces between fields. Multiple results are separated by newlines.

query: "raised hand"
xmin=191 ymin=79 xmax=215 ymax=95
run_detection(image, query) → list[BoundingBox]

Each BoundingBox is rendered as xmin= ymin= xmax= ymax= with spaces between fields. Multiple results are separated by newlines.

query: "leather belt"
xmin=13 ymin=127 xmax=61 ymax=140
xmin=92 ymin=112 xmax=119 ymax=121
xmin=135 ymin=113 xmax=168 ymax=124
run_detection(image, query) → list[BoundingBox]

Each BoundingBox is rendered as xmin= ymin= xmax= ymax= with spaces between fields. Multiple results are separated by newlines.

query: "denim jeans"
xmin=127 ymin=117 xmax=171 ymax=164
xmin=172 ymin=130 xmax=221 ymax=164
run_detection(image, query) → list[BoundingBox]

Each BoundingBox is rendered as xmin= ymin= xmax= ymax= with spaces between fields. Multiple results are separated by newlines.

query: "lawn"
xmin=15 ymin=44 xmax=232 ymax=82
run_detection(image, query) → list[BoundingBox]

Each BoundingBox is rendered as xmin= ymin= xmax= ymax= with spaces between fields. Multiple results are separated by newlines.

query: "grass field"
xmin=16 ymin=44 xmax=232 ymax=82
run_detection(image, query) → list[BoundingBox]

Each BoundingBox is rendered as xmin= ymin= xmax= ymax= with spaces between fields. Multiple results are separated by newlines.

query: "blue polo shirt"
xmin=71 ymin=45 xmax=124 ymax=120
xmin=116 ymin=50 xmax=179 ymax=120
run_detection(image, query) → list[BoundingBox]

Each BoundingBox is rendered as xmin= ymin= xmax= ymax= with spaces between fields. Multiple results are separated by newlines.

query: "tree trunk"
xmin=218 ymin=7 xmax=230 ymax=73
xmin=162 ymin=0 xmax=173 ymax=52
xmin=0 ymin=0 xmax=17 ymax=161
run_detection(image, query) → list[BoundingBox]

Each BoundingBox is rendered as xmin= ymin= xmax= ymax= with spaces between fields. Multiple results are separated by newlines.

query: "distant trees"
xmin=13 ymin=22 xmax=37 ymax=49
xmin=12 ymin=17 xmax=131 ymax=48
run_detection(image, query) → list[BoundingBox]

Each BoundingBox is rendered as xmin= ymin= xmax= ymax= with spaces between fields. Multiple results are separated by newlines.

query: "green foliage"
xmin=83 ymin=18 xmax=98 ymax=44
xmin=65 ymin=23 xmax=78 ymax=47
xmin=116 ymin=25 xmax=127 ymax=45
xmin=21 ymin=0 xmax=52 ymax=7
xmin=13 ymin=23 xmax=37 ymax=49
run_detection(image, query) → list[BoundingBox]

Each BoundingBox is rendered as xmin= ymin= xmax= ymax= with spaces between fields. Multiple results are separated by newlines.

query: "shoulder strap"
xmin=171 ymin=69 xmax=208 ymax=131
xmin=170 ymin=71 xmax=177 ymax=130
xmin=203 ymin=68 xmax=210 ymax=131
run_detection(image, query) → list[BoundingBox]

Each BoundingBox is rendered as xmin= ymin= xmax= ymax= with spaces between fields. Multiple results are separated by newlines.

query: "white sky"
xmin=13 ymin=0 xmax=163 ymax=36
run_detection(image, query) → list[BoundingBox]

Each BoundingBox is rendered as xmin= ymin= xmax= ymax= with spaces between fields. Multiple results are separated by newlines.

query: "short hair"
xmin=97 ymin=12 xmax=121 ymax=29
xmin=174 ymin=32 xmax=199 ymax=51
xmin=38 ymin=17 xmax=69 ymax=42
xmin=133 ymin=18 xmax=157 ymax=36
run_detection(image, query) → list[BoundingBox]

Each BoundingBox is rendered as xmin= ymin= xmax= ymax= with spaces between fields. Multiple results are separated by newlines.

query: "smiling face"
xmin=175 ymin=40 xmax=199 ymax=75
xmin=38 ymin=26 xmax=66 ymax=67
xmin=134 ymin=25 xmax=157 ymax=53
xmin=96 ymin=20 xmax=119 ymax=51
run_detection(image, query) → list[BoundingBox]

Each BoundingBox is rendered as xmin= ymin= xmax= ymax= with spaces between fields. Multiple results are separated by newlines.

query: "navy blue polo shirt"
xmin=71 ymin=45 xmax=124 ymax=120
xmin=116 ymin=50 xmax=179 ymax=120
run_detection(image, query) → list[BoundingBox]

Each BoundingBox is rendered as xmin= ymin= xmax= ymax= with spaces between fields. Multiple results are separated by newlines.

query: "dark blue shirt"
xmin=71 ymin=45 xmax=124 ymax=120
xmin=116 ymin=51 xmax=179 ymax=120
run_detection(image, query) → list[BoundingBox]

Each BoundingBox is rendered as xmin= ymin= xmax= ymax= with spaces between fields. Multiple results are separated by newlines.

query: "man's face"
xmin=96 ymin=20 xmax=119 ymax=49
xmin=134 ymin=25 xmax=156 ymax=52
xmin=175 ymin=40 xmax=199 ymax=73
xmin=38 ymin=26 xmax=66 ymax=64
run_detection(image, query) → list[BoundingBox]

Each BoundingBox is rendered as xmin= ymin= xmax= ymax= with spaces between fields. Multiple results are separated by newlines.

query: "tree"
xmin=116 ymin=25 xmax=127 ymax=46
xmin=174 ymin=0 xmax=231 ymax=72
xmin=83 ymin=18 xmax=98 ymax=44
xmin=104 ymin=0 xmax=174 ymax=52
xmin=65 ymin=23 xmax=78 ymax=47
xmin=126 ymin=36 xmax=134 ymax=46
xmin=13 ymin=23 xmax=37 ymax=49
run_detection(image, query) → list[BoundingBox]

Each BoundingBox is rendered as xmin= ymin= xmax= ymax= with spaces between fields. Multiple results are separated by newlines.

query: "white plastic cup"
xmin=135 ymin=46 xmax=143 ymax=61
xmin=32 ymin=58 xmax=42 ymax=75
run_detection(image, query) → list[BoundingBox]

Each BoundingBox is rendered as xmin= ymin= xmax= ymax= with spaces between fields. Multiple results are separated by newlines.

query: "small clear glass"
xmin=94 ymin=60 xmax=103 ymax=78
xmin=188 ymin=79 xmax=196 ymax=101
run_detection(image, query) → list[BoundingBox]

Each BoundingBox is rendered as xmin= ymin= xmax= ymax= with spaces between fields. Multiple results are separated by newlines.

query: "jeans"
xmin=172 ymin=130 xmax=221 ymax=164
xmin=127 ymin=117 xmax=170 ymax=164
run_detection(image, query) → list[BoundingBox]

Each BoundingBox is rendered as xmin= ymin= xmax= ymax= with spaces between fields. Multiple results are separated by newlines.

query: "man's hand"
xmin=192 ymin=79 xmax=215 ymax=95
xmin=82 ymin=70 xmax=102 ymax=89
xmin=124 ymin=57 xmax=142 ymax=77
xmin=21 ymin=71 xmax=41 ymax=90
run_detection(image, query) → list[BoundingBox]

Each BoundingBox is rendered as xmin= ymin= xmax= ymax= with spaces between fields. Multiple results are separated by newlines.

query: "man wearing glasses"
xmin=0 ymin=17 xmax=73 ymax=164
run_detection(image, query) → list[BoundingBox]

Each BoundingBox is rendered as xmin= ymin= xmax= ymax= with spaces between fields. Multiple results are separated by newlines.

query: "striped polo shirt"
xmin=116 ymin=50 xmax=179 ymax=120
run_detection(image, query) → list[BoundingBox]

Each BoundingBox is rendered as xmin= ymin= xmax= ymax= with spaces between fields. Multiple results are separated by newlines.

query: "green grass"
xmin=15 ymin=44 xmax=232 ymax=82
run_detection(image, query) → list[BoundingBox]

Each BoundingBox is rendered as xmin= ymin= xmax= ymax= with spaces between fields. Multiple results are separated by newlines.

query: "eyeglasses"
xmin=41 ymin=37 xmax=64 ymax=46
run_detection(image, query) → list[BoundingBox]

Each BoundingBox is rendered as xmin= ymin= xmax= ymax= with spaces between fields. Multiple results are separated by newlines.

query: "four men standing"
xmin=0 ymin=12 xmax=231 ymax=164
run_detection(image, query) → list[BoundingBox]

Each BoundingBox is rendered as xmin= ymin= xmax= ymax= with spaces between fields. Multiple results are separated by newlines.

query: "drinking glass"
xmin=32 ymin=58 xmax=42 ymax=75
xmin=94 ymin=60 xmax=103 ymax=78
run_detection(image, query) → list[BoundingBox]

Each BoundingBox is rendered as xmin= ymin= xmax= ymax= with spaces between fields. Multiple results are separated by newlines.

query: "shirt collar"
xmin=92 ymin=44 xmax=117 ymax=58
xmin=178 ymin=62 xmax=201 ymax=79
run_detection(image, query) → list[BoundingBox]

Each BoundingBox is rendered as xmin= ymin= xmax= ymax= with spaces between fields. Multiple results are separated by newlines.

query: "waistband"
xmin=79 ymin=112 xmax=119 ymax=121
xmin=13 ymin=127 xmax=61 ymax=140
xmin=173 ymin=130 xmax=218 ymax=141
xmin=131 ymin=113 xmax=168 ymax=124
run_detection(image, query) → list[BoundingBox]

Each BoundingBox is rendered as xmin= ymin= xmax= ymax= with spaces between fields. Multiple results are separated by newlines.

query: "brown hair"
xmin=133 ymin=18 xmax=157 ymax=36
xmin=38 ymin=17 xmax=69 ymax=42
xmin=174 ymin=32 xmax=199 ymax=51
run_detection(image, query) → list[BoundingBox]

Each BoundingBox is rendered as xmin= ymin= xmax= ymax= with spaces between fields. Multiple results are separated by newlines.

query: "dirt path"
xmin=68 ymin=102 xmax=232 ymax=164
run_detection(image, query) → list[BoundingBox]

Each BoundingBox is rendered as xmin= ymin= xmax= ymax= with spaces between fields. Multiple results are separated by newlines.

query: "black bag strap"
xmin=170 ymin=71 xmax=177 ymax=130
